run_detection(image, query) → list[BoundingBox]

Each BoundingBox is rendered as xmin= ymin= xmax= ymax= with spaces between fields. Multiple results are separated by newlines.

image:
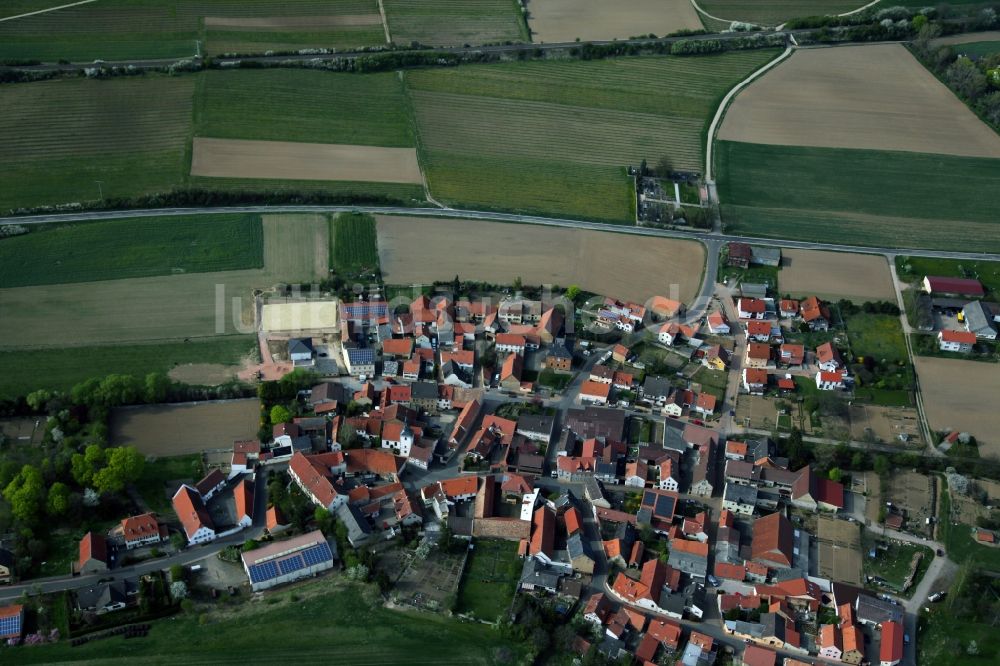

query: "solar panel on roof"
xmin=654 ymin=494 xmax=674 ymax=517
xmin=278 ymin=554 xmax=306 ymax=576
xmin=0 ymin=613 xmax=20 ymax=637
xmin=248 ymin=561 xmax=279 ymax=583
xmin=642 ymin=490 xmax=655 ymax=506
xmin=302 ymin=542 xmax=332 ymax=566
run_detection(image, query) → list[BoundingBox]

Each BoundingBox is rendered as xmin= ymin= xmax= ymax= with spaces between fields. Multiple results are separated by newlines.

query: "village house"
xmin=728 ymin=242 xmax=752 ymax=268
xmin=816 ymin=342 xmax=843 ymax=371
xmin=799 ymin=296 xmax=830 ymax=331
xmin=880 ymin=620 xmax=903 ymax=666
xmin=242 ymin=530 xmax=335 ymax=592
xmin=745 ymin=342 xmax=772 ymax=369
xmin=778 ymin=344 xmax=804 ymax=367
xmin=742 ymin=368 xmax=768 ymax=394
xmin=779 ymin=299 xmax=799 ymax=319
xmin=172 ymin=485 xmax=216 ymax=545
xmin=816 ymin=370 xmax=846 ymax=391
xmin=120 ymin=513 xmax=164 ymax=550
xmin=707 ymin=311 xmax=730 ymax=335
xmin=937 ymin=329 xmax=977 ymax=352
xmin=738 ymin=298 xmax=767 ymax=320
xmin=77 ymin=532 xmax=109 ymax=574
xmin=545 ymin=341 xmax=573 ymax=371
xmin=580 ymin=380 xmax=612 ymax=405
xmin=500 ymin=352 xmax=523 ymax=391
xmin=963 ymin=300 xmax=998 ymax=339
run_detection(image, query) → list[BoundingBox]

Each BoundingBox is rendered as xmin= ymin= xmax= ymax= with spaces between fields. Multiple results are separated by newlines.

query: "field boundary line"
xmin=377 ymin=0 xmax=391 ymax=43
xmin=0 ymin=0 xmax=97 ymax=23
xmin=705 ymin=44 xmax=792 ymax=182
xmin=688 ymin=0 xmax=734 ymax=27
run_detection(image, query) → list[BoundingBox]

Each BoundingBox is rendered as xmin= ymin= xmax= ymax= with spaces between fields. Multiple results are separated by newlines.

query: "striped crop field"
xmin=384 ymin=0 xmax=528 ymax=47
xmin=0 ymin=75 xmax=193 ymax=211
xmin=195 ymin=69 xmax=415 ymax=147
xmin=696 ymin=0 xmax=868 ymax=26
xmin=0 ymin=0 xmax=385 ymax=61
xmin=716 ymin=141 xmax=1000 ymax=252
xmin=407 ymin=51 xmax=779 ymax=221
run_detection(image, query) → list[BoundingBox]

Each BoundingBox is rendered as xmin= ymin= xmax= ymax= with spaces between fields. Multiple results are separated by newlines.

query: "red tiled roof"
xmin=78 ymin=531 xmax=107 ymax=569
xmin=842 ymin=624 xmax=863 ymax=654
xmin=266 ymin=505 xmax=286 ymax=530
xmin=580 ymin=380 xmax=611 ymax=399
xmin=172 ymin=485 xmax=214 ymax=540
xmin=195 ymin=468 xmax=226 ymax=497
xmin=695 ymin=393 xmax=716 ymax=412
xmin=816 ymin=341 xmax=840 ymax=364
xmin=715 ymin=562 xmax=746 ymax=581
xmin=940 ymin=329 xmax=977 ymax=344
xmin=752 ymin=512 xmax=793 ymax=567
xmin=121 ymin=513 xmax=160 ymax=543
xmin=530 ymin=506 xmax=555 ymax=557
xmin=382 ymin=338 xmax=414 ymax=356
xmin=346 ymin=449 xmax=401 ymax=476
xmin=440 ymin=349 xmax=474 ymax=367
xmin=289 ymin=451 xmax=339 ymax=508
xmin=747 ymin=342 xmax=771 ymax=360
xmin=739 ymin=298 xmax=766 ymax=314
xmin=501 ymin=352 xmax=522 ymax=381
xmin=747 ymin=320 xmax=771 ymax=336
xmin=670 ymin=537 xmax=708 ymax=558
xmin=647 ymin=618 xmax=682 ymax=648
xmin=564 ymin=507 xmax=582 ymax=535
xmin=744 ymin=368 xmax=768 ymax=384
xmin=924 ymin=276 xmax=984 ymax=296
xmin=742 ymin=645 xmax=777 ymax=666
xmin=977 ymin=530 xmax=995 ymax=543
xmin=235 ymin=479 xmax=253 ymax=520
xmin=880 ymin=620 xmax=903 ymax=663
xmin=800 ymin=295 xmax=829 ymax=323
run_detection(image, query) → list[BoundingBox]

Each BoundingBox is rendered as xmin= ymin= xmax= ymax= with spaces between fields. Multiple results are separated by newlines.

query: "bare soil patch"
xmin=204 ymin=15 xmax=382 ymax=29
xmin=376 ymin=215 xmax=705 ymax=304
xmin=885 ymin=470 xmax=935 ymax=537
xmin=168 ymin=363 xmax=237 ymax=385
xmin=778 ymin=249 xmax=893 ymax=302
xmin=848 ymin=404 xmax=923 ymax=446
xmin=914 ymin=356 xmax=1000 ymax=454
xmin=931 ymin=30 xmax=1000 ymax=47
xmin=527 ymin=0 xmax=702 ymax=42
xmin=817 ymin=515 xmax=862 ymax=585
xmin=0 ymin=417 xmax=44 ymax=446
xmin=110 ymin=399 xmax=260 ymax=456
xmin=190 ymin=137 xmax=423 ymax=184
xmin=718 ymin=44 xmax=1000 ymax=158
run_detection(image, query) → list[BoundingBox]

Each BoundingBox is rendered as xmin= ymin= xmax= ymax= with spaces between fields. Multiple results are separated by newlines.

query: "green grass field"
xmin=941 ymin=488 xmax=1000 ymax=570
xmin=947 ymin=40 xmax=1000 ymax=58
xmin=696 ymin=0 xmax=871 ymax=25
xmin=332 ymin=213 xmax=380 ymax=274
xmin=194 ymin=69 xmax=415 ymax=147
xmin=0 ymin=215 xmax=262 ymax=288
xmin=456 ymin=539 xmax=520 ymax=620
xmin=863 ymin=540 xmax=933 ymax=591
xmin=0 ymin=75 xmax=193 ymax=212
xmin=408 ymin=51 xmax=778 ymax=221
xmin=847 ymin=313 xmax=908 ymax=364
xmin=0 ymin=0 xmax=385 ymax=61
xmin=717 ymin=141 xmax=1000 ymax=252
xmin=384 ymin=0 xmax=528 ymax=47
xmin=136 ymin=453 xmax=205 ymax=514
xmin=0 ymin=336 xmax=255 ymax=399
xmin=11 ymin=579 xmax=520 ymax=664
xmin=895 ymin=256 xmax=1000 ymax=297
xmin=918 ymin=564 xmax=1000 ymax=666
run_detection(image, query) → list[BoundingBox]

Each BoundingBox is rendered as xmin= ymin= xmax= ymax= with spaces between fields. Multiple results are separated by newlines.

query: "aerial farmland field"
xmin=526 ymin=0 xmax=702 ymax=42
xmin=383 ymin=0 xmax=527 ymax=46
xmin=0 ymin=215 xmax=326 ymax=349
xmin=716 ymin=141 xmax=1000 ymax=252
xmin=0 ymin=75 xmax=193 ymax=212
xmin=0 ymin=214 xmax=263 ymax=288
xmin=0 ymin=0 xmax=386 ymax=61
xmin=718 ymin=45 xmax=1000 ymax=158
xmin=778 ymin=250 xmax=894 ymax=303
xmin=332 ymin=213 xmax=380 ymax=274
xmin=376 ymin=215 xmax=705 ymax=303
xmin=695 ymin=0 xmax=868 ymax=26
xmin=407 ymin=50 xmax=779 ymax=221
xmin=111 ymin=398 xmax=259 ymax=456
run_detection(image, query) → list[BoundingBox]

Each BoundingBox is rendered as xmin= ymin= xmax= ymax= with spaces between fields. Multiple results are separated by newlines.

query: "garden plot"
xmin=778 ymin=249 xmax=894 ymax=303
xmin=376 ymin=215 xmax=705 ymax=303
xmin=718 ymin=44 xmax=1000 ymax=158
xmin=526 ymin=0 xmax=702 ymax=42
xmin=847 ymin=404 xmax=922 ymax=446
xmin=886 ymin=471 xmax=935 ymax=538
xmin=190 ymin=138 xmax=423 ymax=184
xmin=951 ymin=478 xmax=1000 ymax=526
xmin=914 ymin=356 xmax=1000 ymax=454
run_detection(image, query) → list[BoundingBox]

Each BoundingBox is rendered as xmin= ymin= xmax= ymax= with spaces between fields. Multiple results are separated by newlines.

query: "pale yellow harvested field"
xmin=168 ymin=363 xmax=238 ymax=386
xmin=527 ymin=0 xmax=702 ymax=42
xmin=377 ymin=216 xmax=705 ymax=303
xmin=190 ymin=137 xmax=423 ymax=184
xmin=110 ymin=399 xmax=259 ymax=456
xmin=205 ymin=15 xmax=382 ymax=28
xmin=0 ymin=215 xmax=326 ymax=348
xmin=778 ymin=249 xmax=894 ymax=302
xmin=914 ymin=356 xmax=1000 ymax=454
xmin=931 ymin=30 xmax=1000 ymax=47
xmin=719 ymin=44 xmax=1000 ymax=158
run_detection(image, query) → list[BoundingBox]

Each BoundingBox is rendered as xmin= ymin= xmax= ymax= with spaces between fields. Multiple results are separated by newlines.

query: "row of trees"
xmin=914 ymin=22 xmax=1000 ymax=128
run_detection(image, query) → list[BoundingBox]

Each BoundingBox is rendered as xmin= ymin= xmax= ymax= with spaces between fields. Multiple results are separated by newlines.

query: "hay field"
xmin=778 ymin=249 xmax=893 ymax=302
xmin=190 ymin=138 xmax=423 ymax=184
xmin=719 ymin=45 xmax=1000 ymax=158
xmin=0 ymin=0 xmax=385 ymax=61
xmin=915 ymin=356 xmax=1000 ymax=454
xmin=376 ymin=215 xmax=705 ymax=303
xmin=717 ymin=141 xmax=1000 ymax=252
xmin=0 ymin=215 xmax=327 ymax=349
xmin=696 ymin=0 xmax=866 ymax=26
xmin=0 ymin=75 xmax=192 ymax=211
xmin=527 ymin=0 xmax=702 ymax=42
xmin=383 ymin=0 xmax=527 ymax=46
xmin=110 ymin=399 xmax=259 ymax=456
xmin=407 ymin=51 xmax=778 ymax=220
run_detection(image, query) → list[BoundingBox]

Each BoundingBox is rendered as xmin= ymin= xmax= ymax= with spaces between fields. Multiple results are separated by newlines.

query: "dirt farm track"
xmin=111 ymin=399 xmax=260 ymax=456
xmin=914 ymin=356 xmax=1000 ymax=455
xmin=376 ymin=215 xmax=705 ymax=304
xmin=718 ymin=44 xmax=1000 ymax=158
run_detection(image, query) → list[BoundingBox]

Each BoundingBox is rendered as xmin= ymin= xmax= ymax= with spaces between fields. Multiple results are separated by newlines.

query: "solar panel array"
xmin=347 ymin=348 xmax=375 ymax=364
xmin=341 ymin=303 xmax=388 ymax=320
xmin=246 ymin=541 xmax=333 ymax=584
xmin=0 ymin=612 xmax=22 ymax=638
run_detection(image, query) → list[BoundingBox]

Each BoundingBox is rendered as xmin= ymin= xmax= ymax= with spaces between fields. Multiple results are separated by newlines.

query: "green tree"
xmin=93 ymin=446 xmax=144 ymax=494
xmin=46 ymin=482 xmax=70 ymax=517
xmin=144 ymin=372 xmax=171 ymax=403
xmin=270 ymin=404 xmax=292 ymax=425
xmin=874 ymin=455 xmax=890 ymax=476
xmin=3 ymin=465 xmax=45 ymax=523
xmin=828 ymin=467 xmax=843 ymax=483
xmin=26 ymin=390 xmax=53 ymax=412
xmin=565 ymin=285 xmax=581 ymax=303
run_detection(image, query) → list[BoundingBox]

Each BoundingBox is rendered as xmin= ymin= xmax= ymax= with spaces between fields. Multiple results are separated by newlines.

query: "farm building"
xmin=962 ymin=301 xmax=998 ymax=339
xmin=0 ymin=604 xmax=24 ymax=641
xmin=922 ymin=276 xmax=985 ymax=298
xmin=261 ymin=300 xmax=338 ymax=333
xmin=288 ymin=338 xmax=315 ymax=366
xmin=77 ymin=532 xmax=108 ymax=574
xmin=242 ymin=530 xmax=335 ymax=592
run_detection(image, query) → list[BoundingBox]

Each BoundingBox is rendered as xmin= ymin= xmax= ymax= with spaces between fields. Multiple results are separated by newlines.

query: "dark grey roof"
xmin=855 ymin=594 xmax=903 ymax=625
xmin=668 ymin=550 xmax=707 ymax=577
xmin=547 ymin=343 xmax=573 ymax=359
xmin=567 ymin=533 xmax=591 ymax=560
xmin=723 ymin=483 xmax=758 ymax=506
xmin=564 ymin=406 xmax=626 ymax=441
xmin=520 ymin=557 xmax=562 ymax=591
xmin=642 ymin=376 xmax=673 ymax=397
xmin=288 ymin=338 xmax=315 ymax=355
xmin=410 ymin=381 xmax=439 ymax=400
xmin=336 ymin=503 xmax=372 ymax=544
xmin=516 ymin=414 xmax=555 ymax=438
xmin=963 ymin=300 xmax=997 ymax=335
